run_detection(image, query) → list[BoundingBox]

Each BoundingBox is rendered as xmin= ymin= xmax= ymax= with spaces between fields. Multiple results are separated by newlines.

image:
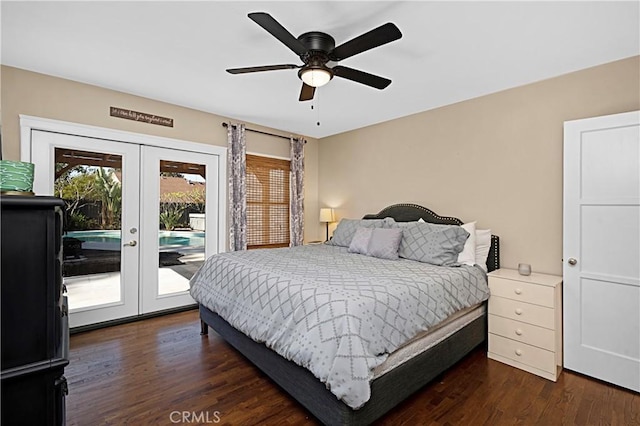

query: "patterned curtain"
xmin=290 ymin=137 xmax=305 ymax=246
xmin=227 ymin=123 xmax=247 ymax=251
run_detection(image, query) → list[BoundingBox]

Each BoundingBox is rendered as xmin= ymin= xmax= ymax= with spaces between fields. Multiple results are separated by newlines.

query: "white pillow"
xmin=475 ymin=229 xmax=492 ymax=272
xmin=457 ymin=222 xmax=477 ymax=266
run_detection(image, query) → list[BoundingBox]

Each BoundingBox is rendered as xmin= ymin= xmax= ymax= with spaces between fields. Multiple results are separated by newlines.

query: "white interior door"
xmin=32 ymin=130 xmax=141 ymax=328
xmin=563 ymin=110 xmax=640 ymax=392
xmin=139 ymin=146 xmax=220 ymax=314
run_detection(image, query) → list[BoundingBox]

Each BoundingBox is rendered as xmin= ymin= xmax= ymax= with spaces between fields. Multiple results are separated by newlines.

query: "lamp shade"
xmin=319 ymin=208 xmax=335 ymax=223
xmin=301 ymin=68 xmax=332 ymax=87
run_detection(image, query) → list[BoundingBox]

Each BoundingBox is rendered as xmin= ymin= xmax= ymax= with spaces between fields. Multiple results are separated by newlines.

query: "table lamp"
xmin=319 ymin=208 xmax=335 ymax=241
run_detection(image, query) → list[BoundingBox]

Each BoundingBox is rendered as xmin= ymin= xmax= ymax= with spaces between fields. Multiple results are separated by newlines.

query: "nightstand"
xmin=487 ymin=268 xmax=563 ymax=381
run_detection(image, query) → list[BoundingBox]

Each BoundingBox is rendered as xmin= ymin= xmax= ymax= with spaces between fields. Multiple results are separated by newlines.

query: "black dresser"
xmin=1 ymin=196 xmax=69 ymax=425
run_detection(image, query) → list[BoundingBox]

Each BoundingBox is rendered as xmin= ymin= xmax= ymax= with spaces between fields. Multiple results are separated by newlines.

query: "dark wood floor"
xmin=66 ymin=310 xmax=640 ymax=425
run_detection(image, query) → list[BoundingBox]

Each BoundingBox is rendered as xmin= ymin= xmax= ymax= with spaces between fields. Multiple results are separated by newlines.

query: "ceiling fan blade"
xmin=299 ymin=83 xmax=315 ymax=101
xmin=248 ymin=12 xmax=307 ymax=56
xmin=330 ymin=23 xmax=402 ymax=61
xmin=226 ymin=64 xmax=299 ymax=74
xmin=332 ymin=66 xmax=391 ymax=89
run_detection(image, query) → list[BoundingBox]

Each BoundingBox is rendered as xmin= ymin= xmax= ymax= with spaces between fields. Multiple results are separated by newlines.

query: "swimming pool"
xmin=66 ymin=230 xmax=205 ymax=250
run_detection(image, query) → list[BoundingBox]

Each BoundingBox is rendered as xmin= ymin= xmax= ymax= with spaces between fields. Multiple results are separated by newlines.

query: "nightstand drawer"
xmin=489 ymin=277 xmax=555 ymax=308
xmin=488 ymin=314 xmax=555 ymax=351
xmin=488 ymin=334 xmax=556 ymax=374
xmin=488 ymin=296 xmax=554 ymax=329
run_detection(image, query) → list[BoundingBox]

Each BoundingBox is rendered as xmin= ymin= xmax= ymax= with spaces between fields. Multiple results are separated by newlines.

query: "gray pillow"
xmin=348 ymin=227 xmax=373 ymax=254
xmin=367 ymin=228 xmax=403 ymax=260
xmin=397 ymin=222 xmax=469 ymax=266
xmin=329 ymin=219 xmax=385 ymax=247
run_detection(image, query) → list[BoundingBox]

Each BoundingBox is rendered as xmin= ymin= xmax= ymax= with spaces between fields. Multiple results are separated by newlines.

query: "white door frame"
xmin=32 ymin=131 xmax=142 ymax=327
xmin=139 ymin=145 xmax=219 ymax=313
xmin=20 ymin=115 xmax=227 ymax=324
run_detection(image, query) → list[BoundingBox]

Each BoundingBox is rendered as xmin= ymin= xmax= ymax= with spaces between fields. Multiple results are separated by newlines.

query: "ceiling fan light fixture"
xmin=229 ymin=13 xmax=402 ymax=101
xmin=300 ymin=67 xmax=333 ymax=87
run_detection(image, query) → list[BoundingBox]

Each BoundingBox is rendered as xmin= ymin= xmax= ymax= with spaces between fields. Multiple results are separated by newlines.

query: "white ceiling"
xmin=2 ymin=1 xmax=638 ymax=138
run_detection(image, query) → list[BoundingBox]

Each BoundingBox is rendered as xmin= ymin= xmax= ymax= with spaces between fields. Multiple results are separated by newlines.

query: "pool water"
xmin=66 ymin=230 xmax=205 ymax=248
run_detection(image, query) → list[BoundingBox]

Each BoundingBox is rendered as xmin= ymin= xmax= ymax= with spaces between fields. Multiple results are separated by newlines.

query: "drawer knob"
xmin=515 ymin=349 xmax=523 ymax=356
xmin=515 ymin=288 xmax=522 ymax=295
xmin=515 ymin=328 xmax=523 ymax=336
xmin=515 ymin=308 xmax=523 ymax=315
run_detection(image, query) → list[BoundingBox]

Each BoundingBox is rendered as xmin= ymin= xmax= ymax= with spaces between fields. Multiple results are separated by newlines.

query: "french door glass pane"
xmin=55 ymin=148 xmax=123 ymax=311
xmin=157 ymin=160 xmax=206 ymax=295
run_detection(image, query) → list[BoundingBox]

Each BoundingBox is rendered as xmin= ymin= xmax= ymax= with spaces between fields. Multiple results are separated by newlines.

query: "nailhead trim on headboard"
xmin=363 ymin=203 xmax=464 ymax=225
xmin=490 ymin=235 xmax=500 ymax=271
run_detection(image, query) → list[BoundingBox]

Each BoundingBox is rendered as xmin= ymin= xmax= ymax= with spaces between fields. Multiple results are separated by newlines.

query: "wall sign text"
xmin=110 ymin=107 xmax=174 ymax=127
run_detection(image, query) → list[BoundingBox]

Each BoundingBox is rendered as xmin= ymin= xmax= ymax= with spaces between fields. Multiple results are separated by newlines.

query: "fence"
xmin=62 ymin=199 xmax=204 ymax=231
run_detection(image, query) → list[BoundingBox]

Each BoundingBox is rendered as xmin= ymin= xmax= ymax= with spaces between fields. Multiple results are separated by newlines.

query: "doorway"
xmin=24 ymin=118 xmax=226 ymax=328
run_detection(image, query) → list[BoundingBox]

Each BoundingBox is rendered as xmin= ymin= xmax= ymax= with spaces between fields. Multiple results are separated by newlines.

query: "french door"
xmin=31 ymin=129 xmax=221 ymax=328
xmin=140 ymin=146 xmax=219 ymax=313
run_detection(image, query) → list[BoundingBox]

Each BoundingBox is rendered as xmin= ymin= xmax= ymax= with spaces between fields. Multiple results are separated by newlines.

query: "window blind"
xmin=246 ymin=154 xmax=290 ymax=249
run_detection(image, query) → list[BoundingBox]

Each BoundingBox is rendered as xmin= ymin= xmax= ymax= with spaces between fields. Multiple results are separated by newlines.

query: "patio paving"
xmin=65 ymin=261 xmax=203 ymax=311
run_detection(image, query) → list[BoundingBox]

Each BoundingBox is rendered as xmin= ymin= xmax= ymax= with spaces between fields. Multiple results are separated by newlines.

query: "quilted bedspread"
xmin=189 ymin=244 xmax=489 ymax=409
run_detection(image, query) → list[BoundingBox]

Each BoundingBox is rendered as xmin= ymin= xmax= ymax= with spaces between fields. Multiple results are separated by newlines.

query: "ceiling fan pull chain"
xmin=316 ymin=91 xmax=321 ymax=126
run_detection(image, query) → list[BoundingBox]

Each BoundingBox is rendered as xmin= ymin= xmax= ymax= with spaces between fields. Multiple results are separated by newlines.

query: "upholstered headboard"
xmin=362 ymin=203 xmax=500 ymax=272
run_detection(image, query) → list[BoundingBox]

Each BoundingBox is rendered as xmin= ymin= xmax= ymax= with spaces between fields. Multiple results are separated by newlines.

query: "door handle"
xmin=568 ymin=258 xmax=578 ymax=266
xmin=124 ymin=240 xmax=137 ymax=247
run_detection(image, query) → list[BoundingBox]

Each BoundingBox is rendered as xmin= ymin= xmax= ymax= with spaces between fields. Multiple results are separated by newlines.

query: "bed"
xmin=193 ymin=203 xmax=499 ymax=425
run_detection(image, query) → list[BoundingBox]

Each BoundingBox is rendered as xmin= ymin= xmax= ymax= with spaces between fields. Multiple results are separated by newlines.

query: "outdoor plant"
xmin=94 ymin=167 xmax=122 ymax=229
xmin=159 ymin=188 xmax=205 ymax=230
xmin=67 ymin=211 xmax=97 ymax=231
xmin=55 ymin=165 xmax=98 ymax=225
xmin=55 ymin=164 xmax=122 ymax=231
xmin=159 ymin=207 xmax=185 ymax=231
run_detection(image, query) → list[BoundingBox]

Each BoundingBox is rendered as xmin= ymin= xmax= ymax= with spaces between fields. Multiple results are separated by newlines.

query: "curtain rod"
xmin=222 ymin=122 xmax=304 ymax=143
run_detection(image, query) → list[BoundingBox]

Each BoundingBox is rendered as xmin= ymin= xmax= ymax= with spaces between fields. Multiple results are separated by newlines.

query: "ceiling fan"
xmin=226 ymin=12 xmax=402 ymax=101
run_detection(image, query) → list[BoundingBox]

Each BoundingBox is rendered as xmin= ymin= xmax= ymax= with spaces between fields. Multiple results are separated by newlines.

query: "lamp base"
xmin=325 ymin=223 xmax=329 ymax=242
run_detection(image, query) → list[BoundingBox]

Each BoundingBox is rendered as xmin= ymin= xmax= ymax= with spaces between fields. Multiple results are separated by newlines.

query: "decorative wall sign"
xmin=110 ymin=107 xmax=174 ymax=127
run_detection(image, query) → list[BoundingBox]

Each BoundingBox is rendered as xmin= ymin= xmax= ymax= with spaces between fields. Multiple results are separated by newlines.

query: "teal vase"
xmin=0 ymin=160 xmax=35 ymax=193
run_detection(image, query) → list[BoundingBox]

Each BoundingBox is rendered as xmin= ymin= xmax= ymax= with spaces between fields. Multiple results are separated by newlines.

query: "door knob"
xmin=568 ymin=258 xmax=578 ymax=266
xmin=124 ymin=240 xmax=137 ymax=247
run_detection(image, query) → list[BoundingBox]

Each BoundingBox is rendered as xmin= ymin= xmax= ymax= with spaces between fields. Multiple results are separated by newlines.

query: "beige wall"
xmin=4 ymin=57 xmax=639 ymax=268
xmin=1 ymin=66 xmax=323 ymax=242
xmin=318 ymin=56 xmax=640 ymax=275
